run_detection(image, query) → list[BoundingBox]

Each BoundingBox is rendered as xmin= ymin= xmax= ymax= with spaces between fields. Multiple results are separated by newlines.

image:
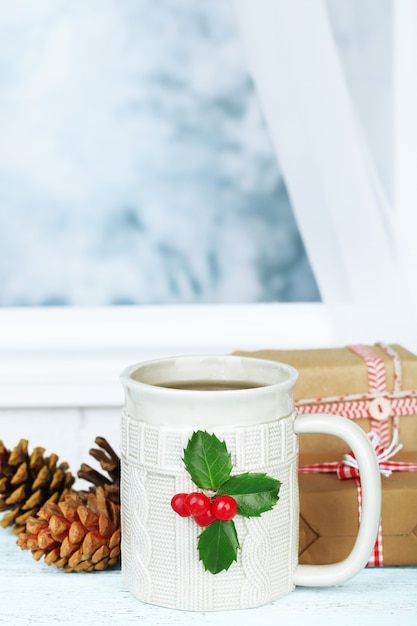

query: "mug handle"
xmin=293 ymin=413 xmax=381 ymax=587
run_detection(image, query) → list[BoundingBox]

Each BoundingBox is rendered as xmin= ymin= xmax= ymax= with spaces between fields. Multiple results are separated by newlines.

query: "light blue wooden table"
xmin=1 ymin=529 xmax=416 ymax=626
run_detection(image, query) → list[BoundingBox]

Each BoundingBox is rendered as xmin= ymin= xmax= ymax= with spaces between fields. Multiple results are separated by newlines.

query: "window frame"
xmin=0 ymin=303 xmax=333 ymax=408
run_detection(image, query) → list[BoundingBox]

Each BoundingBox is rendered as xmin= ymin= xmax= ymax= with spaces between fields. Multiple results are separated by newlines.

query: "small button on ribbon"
xmin=369 ymin=397 xmax=391 ymax=421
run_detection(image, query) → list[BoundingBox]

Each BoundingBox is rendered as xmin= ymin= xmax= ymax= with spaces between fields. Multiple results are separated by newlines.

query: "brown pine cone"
xmin=77 ymin=436 xmax=120 ymax=504
xmin=17 ymin=486 xmax=120 ymax=572
xmin=0 ymin=439 xmax=75 ymax=533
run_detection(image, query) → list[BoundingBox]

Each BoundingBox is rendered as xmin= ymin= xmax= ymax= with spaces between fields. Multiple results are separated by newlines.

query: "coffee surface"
xmin=156 ymin=379 xmax=266 ymax=391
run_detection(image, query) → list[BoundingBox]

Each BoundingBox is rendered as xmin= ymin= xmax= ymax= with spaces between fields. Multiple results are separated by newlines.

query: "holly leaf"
xmin=197 ymin=520 xmax=240 ymax=574
xmin=217 ymin=473 xmax=281 ymax=517
xmin=182 ymin=431 xmax=232 ymax=490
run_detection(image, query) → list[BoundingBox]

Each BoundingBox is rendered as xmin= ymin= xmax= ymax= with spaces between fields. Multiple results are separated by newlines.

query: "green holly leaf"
xmin=197 ymin=520 xmax=240 ymax=574
xmin=217 ymin=473 xmax=281 ymax=517
xmin=182 ymin=430 xmax=232 ymax=490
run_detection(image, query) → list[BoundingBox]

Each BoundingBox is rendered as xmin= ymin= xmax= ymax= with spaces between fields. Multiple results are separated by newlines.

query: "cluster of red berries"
xmin=171 ymin=492 xmax=238 ymax=527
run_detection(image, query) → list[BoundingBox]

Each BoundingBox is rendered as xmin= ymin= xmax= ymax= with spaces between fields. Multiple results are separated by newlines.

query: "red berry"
xmin=171 ymin=493 xmax=191 ymax=517
xmin=212 ymin=495 xmax=238 ymax=521
xmin=184 ymin=492 xmax=211 ymax=517
xmin=194 ymin=507 xmax=215 ymax=527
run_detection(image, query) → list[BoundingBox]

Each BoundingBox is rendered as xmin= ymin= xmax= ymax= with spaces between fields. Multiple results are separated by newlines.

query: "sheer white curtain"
xmin=395 ymin=0 xmax=417 ymax=317
xmin=233 ymin=0 xmax=416 ymax=347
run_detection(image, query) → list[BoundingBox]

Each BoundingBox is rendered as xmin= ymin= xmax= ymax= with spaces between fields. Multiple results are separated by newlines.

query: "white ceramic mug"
xmin=120 ymin=355 xmax=381 ymax=611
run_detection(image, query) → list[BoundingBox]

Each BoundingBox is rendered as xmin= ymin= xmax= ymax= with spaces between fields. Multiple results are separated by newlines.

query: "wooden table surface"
xmin=1 ymin=529 xmax=416 ymax=626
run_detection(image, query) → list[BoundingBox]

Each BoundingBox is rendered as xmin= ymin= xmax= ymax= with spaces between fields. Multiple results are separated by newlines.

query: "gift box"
xmin=234 ymin=343 xmax=417 ymax=565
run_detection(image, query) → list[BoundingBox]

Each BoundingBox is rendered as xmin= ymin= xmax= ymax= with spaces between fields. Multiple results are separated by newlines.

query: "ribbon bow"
xmin=337 ymin=431 xmax=417 ymax=479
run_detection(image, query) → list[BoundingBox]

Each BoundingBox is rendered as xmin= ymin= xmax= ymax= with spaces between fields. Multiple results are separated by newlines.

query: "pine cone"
xmin=0 ymin=439 xmax=75 ymax=533
xmin=77 ymin=437 xmax=120 ymax=505
xmin=17 ymin=486 xmax=120 ymax=572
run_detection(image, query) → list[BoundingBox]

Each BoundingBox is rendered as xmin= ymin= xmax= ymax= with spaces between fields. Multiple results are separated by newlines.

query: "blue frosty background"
xmin=0 ymin=0 xmax=389 ymax=306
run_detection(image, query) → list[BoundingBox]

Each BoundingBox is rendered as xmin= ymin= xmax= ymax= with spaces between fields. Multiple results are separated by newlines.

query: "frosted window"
xmin=0 ymin=0 xmax=319 ymax=306
xmin=0 ymin=0 xmax=390 ymax=307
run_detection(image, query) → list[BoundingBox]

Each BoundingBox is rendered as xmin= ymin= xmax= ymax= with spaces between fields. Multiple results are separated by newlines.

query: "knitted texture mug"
xmin=120 ymin=355 xmax=381 ymax=611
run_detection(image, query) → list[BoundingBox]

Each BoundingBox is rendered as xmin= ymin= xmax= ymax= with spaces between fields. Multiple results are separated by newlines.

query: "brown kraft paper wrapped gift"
xmin=234 ymin=343 xmax=417 ymax=565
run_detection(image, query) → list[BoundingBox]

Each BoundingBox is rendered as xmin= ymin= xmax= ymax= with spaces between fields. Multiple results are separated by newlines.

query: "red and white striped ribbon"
xmin=348 ymin=344 xmax=390 ymax=447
